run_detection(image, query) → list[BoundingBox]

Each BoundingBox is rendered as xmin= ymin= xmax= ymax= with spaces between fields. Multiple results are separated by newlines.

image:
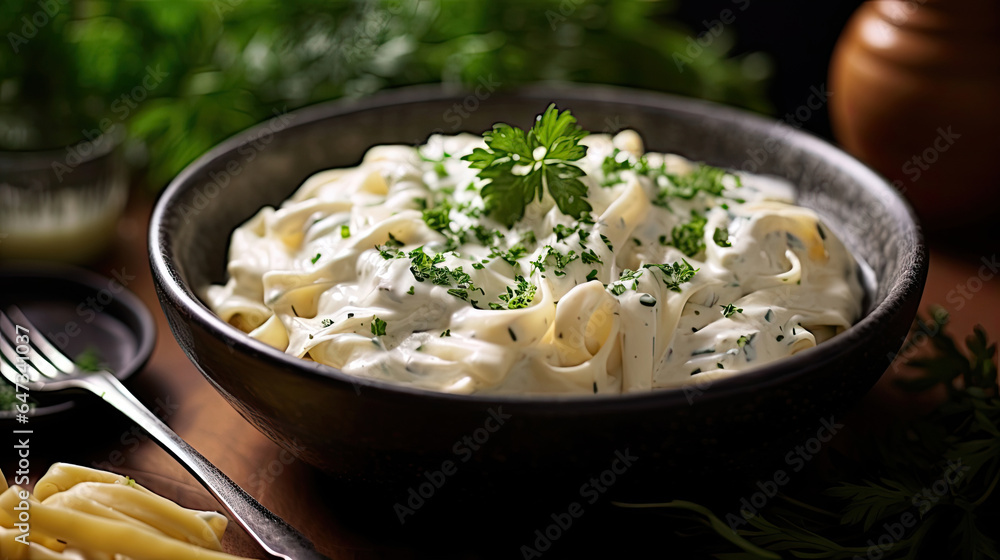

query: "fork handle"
xmin=74 ymin=372 xmax=330 ymax=560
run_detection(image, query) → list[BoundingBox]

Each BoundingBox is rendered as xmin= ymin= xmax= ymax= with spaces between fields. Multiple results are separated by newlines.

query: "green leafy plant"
xmin=1 ymin=0 xmax=770 ymax=190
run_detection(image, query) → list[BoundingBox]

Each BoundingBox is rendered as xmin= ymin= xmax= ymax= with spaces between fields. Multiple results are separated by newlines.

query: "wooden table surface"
xmin=3 ymin=193 xmax=998 ymax=559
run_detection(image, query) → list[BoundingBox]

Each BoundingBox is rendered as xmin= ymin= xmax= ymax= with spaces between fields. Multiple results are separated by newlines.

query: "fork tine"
xmin=0 ymin=349 xmax=37 ymax=385
xmin=6 ymin=306 xmax=77 ymax=373
xmin=0 ymin=325 xmax=41 ymax=383
xmin=0 ymin=309 xmax=65 ymax=379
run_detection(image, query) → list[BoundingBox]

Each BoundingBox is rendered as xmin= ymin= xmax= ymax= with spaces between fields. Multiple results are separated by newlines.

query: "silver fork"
xmin=0 ymin=306 xmax=330 ymax=560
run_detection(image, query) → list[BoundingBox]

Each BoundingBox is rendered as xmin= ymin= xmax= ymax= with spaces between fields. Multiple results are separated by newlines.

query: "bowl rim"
xmin=149 ymin=83 xmax=928 ymax=412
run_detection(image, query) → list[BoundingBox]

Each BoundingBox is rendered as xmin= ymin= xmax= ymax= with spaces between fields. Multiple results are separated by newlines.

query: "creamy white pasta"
xmin=205 ymin=116 xmax=864 ymax=396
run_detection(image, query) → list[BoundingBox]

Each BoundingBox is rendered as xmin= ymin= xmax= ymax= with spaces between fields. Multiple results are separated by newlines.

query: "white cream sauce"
xmin=204 ymin=131 xmax=865 ymax=395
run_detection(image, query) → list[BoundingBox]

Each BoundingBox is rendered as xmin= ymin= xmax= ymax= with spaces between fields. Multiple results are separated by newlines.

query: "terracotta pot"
xmin=829 ymin=0 xmax=1000 ymax=231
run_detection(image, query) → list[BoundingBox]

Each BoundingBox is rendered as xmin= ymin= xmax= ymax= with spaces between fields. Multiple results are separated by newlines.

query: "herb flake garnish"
xmin=713 ymin=227 xmax=731 ymax=247
xmin=671 ymin=211 xmax=708 ymax=257
xmin=371 ymin=316 xmax=387 ymax=337
xmin=642 ymin=260 xmax=699 ymax=292
xmin=721 ymin=303 xmax=743 ymax=318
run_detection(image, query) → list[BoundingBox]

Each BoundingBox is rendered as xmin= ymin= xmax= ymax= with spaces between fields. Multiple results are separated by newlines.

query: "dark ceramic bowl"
xmin=149 ymin=85 xmax=926 ymax=505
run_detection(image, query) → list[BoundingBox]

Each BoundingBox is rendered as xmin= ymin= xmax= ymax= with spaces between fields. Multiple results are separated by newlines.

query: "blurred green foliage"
xmin=0 ymin=0 xmax=771 ymax=190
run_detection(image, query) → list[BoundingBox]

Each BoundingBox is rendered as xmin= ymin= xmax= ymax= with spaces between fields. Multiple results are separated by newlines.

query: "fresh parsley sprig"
xmin=463 ymin=104 xmax=592 ymax=227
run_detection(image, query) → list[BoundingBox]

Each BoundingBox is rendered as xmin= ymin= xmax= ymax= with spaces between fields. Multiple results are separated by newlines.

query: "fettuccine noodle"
xmin=205 ymin=128 xmax=865 ymax=395
xmin=0 ymin=464 xmax=251 ymax=560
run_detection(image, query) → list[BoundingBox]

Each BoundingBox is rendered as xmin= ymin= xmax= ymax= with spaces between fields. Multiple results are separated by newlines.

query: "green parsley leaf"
xmin=340 ymin=225 xmax=351 ymax=238
xmin=671 ymin=211 xmax=708 ymax=257
xmin=667 ymin=164 xmax=733 ymax=199
xmin=713 ymin=227 xmax=731 ymax=247
xmin=320 ymin=318 xmax=333 ymax=328
xmin=642 ymin=260 xmax=699 ymax=292
xmin=371 ymin=316 xmax=387 ymax=337
xmin=463 ymin=105 xmax=592 ymax=227
xmin=422 ymin=201 xmax=452 ymax=234
xmin=581 ymin=248 xmax=602 ymax=265
xmin=495 ymin=276 xmax=537 ymax=310
xmin=720 ymin=303 xmax=743 ymax=318
xmin=385 ymin=233 xmax=404 ymax=248
xmin=310 ymin=253 xmax=321 ymax=264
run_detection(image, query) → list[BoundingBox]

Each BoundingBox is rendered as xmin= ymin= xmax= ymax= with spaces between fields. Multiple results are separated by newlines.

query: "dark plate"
xmin=0 ymin=264 xmax=155 ymax=421
xmin=149 ymin=84 xmax=927 ymax=510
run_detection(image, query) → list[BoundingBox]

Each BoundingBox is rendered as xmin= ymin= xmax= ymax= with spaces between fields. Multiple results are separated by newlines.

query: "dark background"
xmin=674 ymin=0 xmax=865 ymax=140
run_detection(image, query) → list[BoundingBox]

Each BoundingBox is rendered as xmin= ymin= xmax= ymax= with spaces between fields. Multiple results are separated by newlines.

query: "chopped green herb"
xmin=440 ymin=329 xmax=451 ymax=337
xmin=371 ymin=316 xmax=387 ymax=337
xmin=310 ymin=253 xmax=321 ymax=264
xmin=340 ymin=225 xmax=351 ymax=238
xmin=720 ymin=303 xmax=743 ymax=318
xmin=666 ymin=164 xmax=734 ymax=200
xmin=496 ymin=276 xmax=537 ymax=310
xmin=736 ymin=335 xmax=750 ymax=348
xmin=600 ymin=234 xmax=614 ymax=251
xmin=531 ymin=246 xmax=579 ymax=274
xmin=320 ymin=318 xmax=333 ymax=328
xmin=642 ymin=260 xmax=699 ymax=292
xmin=422 ymin=201 xmax=452 ymax=234
xmin=385 ymin=233 xmax=404 ymax=248
xmin=586 ymin=269 xmax=599 ymax=282
xmin=712 ymin=227 xmax=731 ymax=247
xmin=553 ymin=223 xmax=577 ymax=241
xmin=581 ymin=248 xmax=602 ymax=265
xmin=670 ymin=211 xmax=708 ymax=257
xmin=407 ymin=286 xmax=415 ymax=295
